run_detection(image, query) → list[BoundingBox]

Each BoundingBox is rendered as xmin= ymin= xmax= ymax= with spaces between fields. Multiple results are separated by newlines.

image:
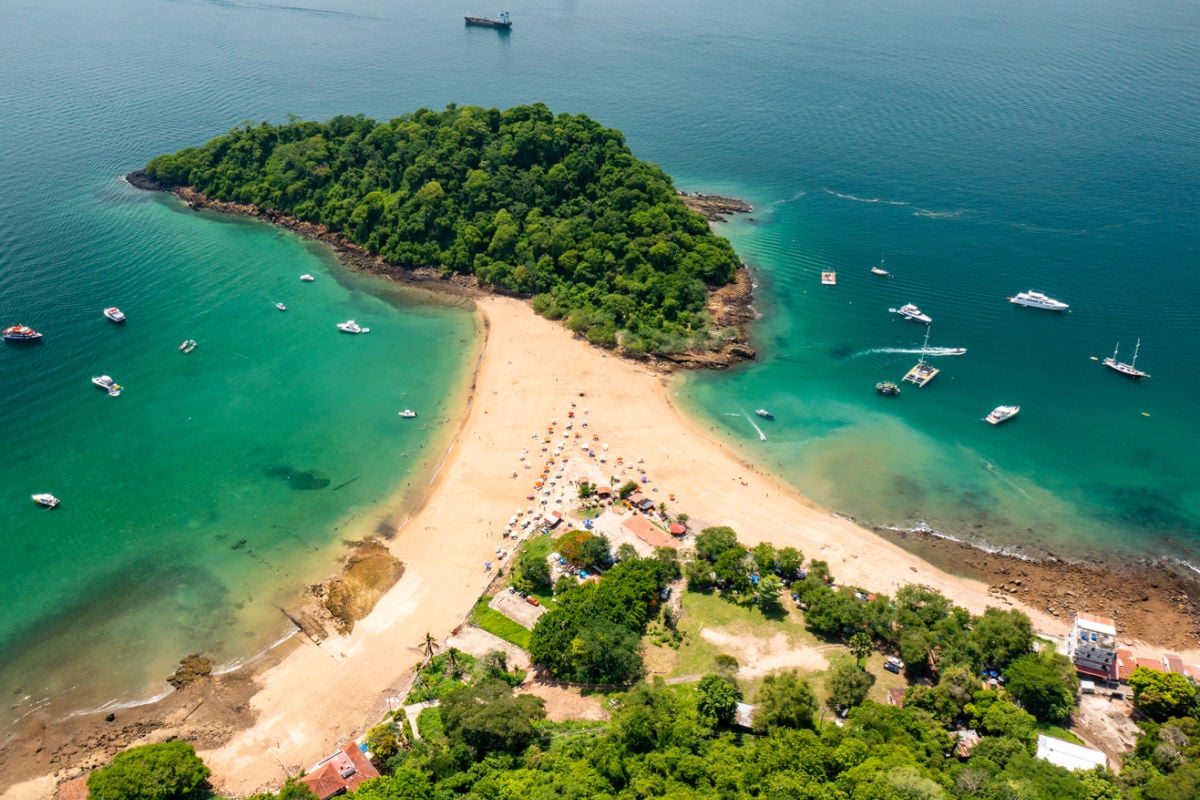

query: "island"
xmin=130 ymin=103 xmax=755 ymax=368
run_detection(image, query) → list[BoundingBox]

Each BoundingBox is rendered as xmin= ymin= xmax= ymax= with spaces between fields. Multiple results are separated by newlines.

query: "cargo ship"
xmin=465 ymin=11 xmax=511 ymax=29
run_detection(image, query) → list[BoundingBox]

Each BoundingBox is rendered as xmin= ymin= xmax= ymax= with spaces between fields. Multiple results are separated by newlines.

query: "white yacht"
xmin=890 ymin=303 xmax=932 ymax=324
xmin=300 ymin=274 xmax=315 ymax=282
xmin=337 ymin=320 xmax=370 ymax=334
xmin=1008 ymin=291 xmax=1069 ymax=311
xmin=103 ymin=307 xmax=126 ymax=323
xmin=755 ymin=409 xmax=774 ymax=420
xmin=985 ymin=405 xmax=1020 ymax=425
xmin=92 ymin=375 xmax=122 ymax=396
xmin=275 ymin=302 xmax=287 ymax=311
xmin=32 ymin=493 xmax=60 ymax=508
xmin=399 ymin=409 xmax=418 ymax=418
xmin=1103 ymin=339 xmax=1150 ymax=379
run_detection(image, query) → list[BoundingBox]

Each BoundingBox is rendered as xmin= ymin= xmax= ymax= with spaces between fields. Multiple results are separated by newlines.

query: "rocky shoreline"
xmin=124 ymin=171 xmax=758 ymax=371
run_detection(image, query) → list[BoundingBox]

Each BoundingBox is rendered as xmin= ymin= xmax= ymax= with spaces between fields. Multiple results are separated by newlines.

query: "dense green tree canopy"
xmin=143 ymin=104 xmax=744 ymax=356
xmin=1129 ymin=667 xmax=1199 ymax=722
xmin=87 ymin=741 xmax=210 ymax=800
xmin=1004 ymin=650 xmax=1080 ymax=723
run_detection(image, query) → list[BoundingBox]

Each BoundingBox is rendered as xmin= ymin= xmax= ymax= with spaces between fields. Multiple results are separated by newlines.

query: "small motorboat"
xmin=179 ymin=339 xmax=198 ymax=353
xmin=275 ymin=302 xmax=287 ymax=311
xmin=103 ymin=307 xmax=126 ymax=323
xmin=337 ymin=320 xmax=370 ymax=334
xmin=399 ymin=409 xmax=418 ymax=418
xmin=821 ymin=271 xmax=837 ymax=285
xmin=985 ymin=405 xmax=1020 ymax=425
xmin=92 ymin=375 xmax=122 ymax=397
xmin=32 ymin=493 xmax=60 ymax=508
xmin=871 ymin=258 xmax=891 ymax=277
xmin=755 ymin=409 xmax=774 ymax=420
xmin=3 ymin=324 xmax=42 ymax=341
xmin=875 ymin=381 xmax=901 ymax=396
xmin=300 ymin=274 xmax=315 ymax=282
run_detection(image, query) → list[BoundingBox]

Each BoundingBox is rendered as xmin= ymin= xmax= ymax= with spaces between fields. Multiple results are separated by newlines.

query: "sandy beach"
xmin=5 ymin=293 xmax=1198 ymax=798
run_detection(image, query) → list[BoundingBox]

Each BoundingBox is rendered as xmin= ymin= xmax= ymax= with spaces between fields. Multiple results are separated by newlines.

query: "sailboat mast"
xmin=921 ymin=325 xmax=931 ymax=363
xmin=1131 ymin=338 xmax=1141 ymax=367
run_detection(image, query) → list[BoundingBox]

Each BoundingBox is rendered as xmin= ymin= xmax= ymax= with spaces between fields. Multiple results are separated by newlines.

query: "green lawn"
xmin=470 ymin=597 xmax=532 ymax=649
xmin=416 ymin=707 xmax=444 ymax=741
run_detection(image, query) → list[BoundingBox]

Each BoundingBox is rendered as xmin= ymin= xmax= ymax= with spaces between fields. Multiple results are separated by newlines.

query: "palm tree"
xmin=445 ymin=647 xmax=463 ymax=679
xmin=420 ymin=631 xmax=440 ymax=665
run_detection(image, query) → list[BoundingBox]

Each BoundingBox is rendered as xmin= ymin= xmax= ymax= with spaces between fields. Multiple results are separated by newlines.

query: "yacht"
xmin=1008 ymin=290 xmax=1069 ymax=312
xmin=870 ymin=257 xmax=890 ymax=276
xmin=901 ymin=326 xmax=940 ymax=388
xmin=32 ymin=493 xmax=60 ymax=508
xmin=92 ymin=375 xmax=122 ymax=397
xmin=337 ymin=320 xmax=370 ymax=334
xmin=275 ymin=302 xmax=287 ymax=311
xmin=890 ymin=304 xmax=932 ymax=324
xmin=179 ymin=339 xmax=198 ymax=354
xmin=875 ymin=381 xmax=900 ymax=396
xmin=1103 ymin=339 xmax=1150 ymax=379
xmin=399 ymin=409 xmax=418 ymax=418
xmin=985 ymin=405 xmax=1020 ymax=425
xmin=3 ymin=324 xmax=42 ymax=341
xmin=103 ymin=307 xmax=126 ymax=323
xmin=300 ymin=274 xmax=315 ymax=282
xmin=755 ymin=409 xmax=774 ymax=420
xmin=821 ymin=271 xmax=837 ymax=285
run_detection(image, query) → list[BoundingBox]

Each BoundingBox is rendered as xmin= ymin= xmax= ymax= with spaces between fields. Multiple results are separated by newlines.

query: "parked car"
xmin=884 ymin=656 xmax=904 ymax=674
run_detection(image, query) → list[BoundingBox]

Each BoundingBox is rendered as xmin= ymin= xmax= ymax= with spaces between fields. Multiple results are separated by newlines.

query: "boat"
xmin=875 ymin=381 xmax=900 ymax=396
xmin=821 ymin=271 xmax=837 ymax=285
xmin=32 ymin=493 xmax=60 ymax=508
xmin=889 ymin=303 xmax=932 ymax=324
xmin=92 ymin=375 xmax=122 ymax=397
xmin=103 ymin=307 xmax=126 ymax=323
xmin=901 ymin=326 xmax=940 ymax=388
xmin=179 ymin=339 xmax=198 ymax=353
xmin=300 ymin=274 xmax=315 ymax=282
xmin=1103 ymin=339 xmax=1150 ymax=379
xmin=399 ymin=409 xmax=418 ymax=418
xmin=985 ymin=405 xmax=1020 ymax=425
xmin=465 ymin=11 xmax=512 ymax=28
xmin=755 ymin=409 xmax=774 ymax=420
xmin=275 ymin=302 xmax=287 ymax=311
xmin=871 ymin=256 xmax=890 ymax=276
xmin=337 ymin=320 xmax=370 ymax=334
xmin=1008 ymin=290 xmax=1069 ymax=312
xmin=3 ymin=324 xmax=42 ymax=341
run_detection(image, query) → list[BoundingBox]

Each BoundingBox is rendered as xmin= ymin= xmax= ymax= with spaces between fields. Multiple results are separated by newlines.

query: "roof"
xmin=1116 ymin=648 xmax=1136 ymax=682
xmin=57 ymin=775 xmax=90 ymax=800
xmin=1036 ymin=735 xmax=1107 ymax=772
xmin=886 ymin=687 xmax=907 ymax=707
xmin=1076 ymin=663 xmax=1115 ymax=680
xmin=596 ymin=486 xmax=612 ymax=495
xmin=628 ymin=491 xmax=647 ymax=505
xmin=1136 ymin=657 xmax=1163 ymax=673
xmin=668 ymin=523 xmax=687 ymax=535
xmin=733 ymin=702 xmax=757 ymax=729
xmin=622 ymin=515 xmax=677 ymax=549
xmin=299 ymin=743 xmax=380 ymax=799
xmin=1075 ymin=612 xmax=1116 ymax=635
xmin=1186 ymin=664 xmax=1200 ymax=683
xmin=299 ymin=763 xmax=347 ymax=800
xmin=1163 ymin=653 xmax=1185 ymax=674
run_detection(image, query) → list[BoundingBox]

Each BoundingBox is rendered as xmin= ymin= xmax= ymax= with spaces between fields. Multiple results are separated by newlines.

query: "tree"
xmin=848 ymin=632 xmax=873 ymax=664
xmin=969 ymin=607 xmax=1034 ymax=670
xmin=618 ymin=480 xmax=639 ymax=500
xmin=695 ymin=526 xmax=741 ymax=562
xmin=87 ymin=741 xmax=211 ymax=800
xmin=1004 ymin=651 xmax=1079 ymax=723
xmin=1130 ymin=666 xmax=1199 ymax=721
xmin=696 ymin=674 xmax=740 ymax=730
xmin=420 ymin=631 xmax=440 ymax=664
xmin=776 ymin=546 xmax=804 ymax=580
xmin=750 ymin=542 xmax=777 ymax=575
xmin=615 ymin=543 xmax=639 ymax=563
xmin=439 ymin=678 xmax=546 ymax=757
xmin=978 ymin=698 xmax=1038 ymax=743
xmin=753 ymin=670 xmax=818 ymax=733
xmin=515 ymin=547 xmax=551 ymax=592
xmin=826 ymin=655 xmax=875 ymax=714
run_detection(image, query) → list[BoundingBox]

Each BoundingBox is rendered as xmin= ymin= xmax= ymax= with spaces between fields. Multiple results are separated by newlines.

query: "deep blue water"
xmin=1 ymin=0 xmax=1197 ymax=730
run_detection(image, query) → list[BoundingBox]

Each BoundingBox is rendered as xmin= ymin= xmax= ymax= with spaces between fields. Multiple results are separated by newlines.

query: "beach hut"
xmin=669 ymin=523 xmax=687 ymax=536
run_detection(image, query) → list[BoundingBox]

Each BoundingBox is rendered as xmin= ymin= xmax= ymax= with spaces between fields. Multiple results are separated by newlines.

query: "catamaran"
xmin=1103 ymin=339 xmax=1150 ymax=379
xmin=902 ymin=326 xmax=940 ymax=388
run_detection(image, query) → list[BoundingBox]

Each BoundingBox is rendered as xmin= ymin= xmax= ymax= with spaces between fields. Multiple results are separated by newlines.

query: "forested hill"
xmin=140 ymin=104 xmax=747 ymax=358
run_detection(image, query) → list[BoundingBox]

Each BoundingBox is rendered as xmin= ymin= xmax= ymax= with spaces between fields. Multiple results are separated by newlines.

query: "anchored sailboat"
xmin=1103 ymin=338 xmax=1150 ymax=379
xmin=902 ymin=326 xmax=940 ymax=388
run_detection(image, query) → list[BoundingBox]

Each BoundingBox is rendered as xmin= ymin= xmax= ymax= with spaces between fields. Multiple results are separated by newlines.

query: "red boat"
xmin=3 ymin=324 xmax=42 ymax=341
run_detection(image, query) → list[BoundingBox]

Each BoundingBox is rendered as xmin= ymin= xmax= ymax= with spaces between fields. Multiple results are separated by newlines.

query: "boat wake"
xmin=849 ymin=346 xmax=968 ymax=358
xmin=824 ymin=188 xmax=909 ymax=207
xmin=742 ymin=412 xmax=768 ymax=441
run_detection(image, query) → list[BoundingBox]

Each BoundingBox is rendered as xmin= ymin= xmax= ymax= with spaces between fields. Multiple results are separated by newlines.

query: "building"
xmin=298 ymin=742 xmax=380 ymax=799
xmin=1036 ymin=735 xmax=1107 ymax=772
xmin=733 ymin=702 xmax=757 ymax=730
xmin=622 ymin=514 xmax=677 ymax=550
xmin=1066 ymin=612 xmax=1117 ymax=680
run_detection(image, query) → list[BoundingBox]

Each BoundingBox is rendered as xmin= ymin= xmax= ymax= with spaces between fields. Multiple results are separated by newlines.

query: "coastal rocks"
xmin=167 ymin=654 xmax=212 ymax=690
xmin=283 ymin=540 xmax=406 ymax=639
xmin=678 ymin=191 xmax=754 ymax=223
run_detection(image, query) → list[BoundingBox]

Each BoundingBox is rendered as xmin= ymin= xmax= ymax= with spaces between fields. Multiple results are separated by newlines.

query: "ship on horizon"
xmin=465 ymin=11 xmax=512 ymax=29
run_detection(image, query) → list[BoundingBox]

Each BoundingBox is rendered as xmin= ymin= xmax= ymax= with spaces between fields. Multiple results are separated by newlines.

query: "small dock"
xmin=821 ymin=271 xmax=837 ymax=285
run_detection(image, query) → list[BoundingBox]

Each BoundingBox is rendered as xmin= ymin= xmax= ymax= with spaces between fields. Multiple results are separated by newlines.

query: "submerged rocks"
xmin=167 ymin=654 xmax=212 ymax=690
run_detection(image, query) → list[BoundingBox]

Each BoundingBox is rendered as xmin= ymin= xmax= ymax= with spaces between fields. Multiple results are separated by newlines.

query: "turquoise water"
xmin=2 ymin=0 xmax=1198 ymax=731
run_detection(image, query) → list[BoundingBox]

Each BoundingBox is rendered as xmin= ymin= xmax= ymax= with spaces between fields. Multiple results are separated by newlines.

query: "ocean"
xmin=2 ymin=0 xmax=1197 ymax=733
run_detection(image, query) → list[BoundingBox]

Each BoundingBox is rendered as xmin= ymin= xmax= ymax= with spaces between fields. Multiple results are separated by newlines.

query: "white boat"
xmin=870 ymin=257 xmax=890 ymax=276
xmin=755 ymin=409 xmax=774 ymax=420
xmin=821 ymin=271 xmax=837 ymax=285
xmin=300 ymin=274 xmax=315 ymax=282
xmin=985 ymin=405 xmax=1020 ymax=425
xmin=901 ymin=326 xmax=940 ymax=388
xmin=103 ymin=307 xmax=126 ymax=323
xmin=3 ymin=324 xmax=42 ymax=341
xmin=1008 ymin=290 xmax=1069 ymax=312
xmin=1103 ymin=339 xmax=1150 ymax=379
xmin=179 ymin=339 xmax=197 ymax=354
xmin=890 ymin=303 xmax=932 ymax=324
xmin=275 ymin=302 xmax=287 ymax=311
xmin=399 ymin=409 xmax=418 ymax=418
xmin=32 ymin=493 xmax=60 ymax=508
xmin=337 ymin=320 xmax=370 ymax=334
xmin=92 ymin=375 xmax=122 ymax=396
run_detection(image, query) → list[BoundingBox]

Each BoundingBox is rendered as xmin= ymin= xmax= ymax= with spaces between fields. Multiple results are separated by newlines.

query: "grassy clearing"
xmin=1038 ymin=724 xmax=1084 ymax=745
xmin=416 ymin=706 xmax=444 ymax=740
xmin=470 ymin=598 xmax=532 ymax=649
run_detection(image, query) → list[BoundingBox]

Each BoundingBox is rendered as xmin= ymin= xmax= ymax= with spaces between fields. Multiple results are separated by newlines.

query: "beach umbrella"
xmin=602 ymin=443 xmax=609 ymax=451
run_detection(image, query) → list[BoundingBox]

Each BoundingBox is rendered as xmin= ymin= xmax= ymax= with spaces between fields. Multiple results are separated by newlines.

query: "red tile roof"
xmin=1135 ymin=657 xmax=1163 ymax=673
xmin=1077 ymin=611 xmax=1117 ymax=628
xmin=886 ymin=687 xmax=906 ymax=707
xmin=622 ymin=515 xmax=677 ymax=549
xmin=669 ymin=523 xmax=687 ymax=535
xmin=299 ymin=743 xmax=380 ymax=799
xmin=1116 ymin=649 xmax=1136 ymax=682
xmin=1163 ymin=653 xmax=1185 ymax=674
xmin=57 ymin=775 xmax=89 ymax=800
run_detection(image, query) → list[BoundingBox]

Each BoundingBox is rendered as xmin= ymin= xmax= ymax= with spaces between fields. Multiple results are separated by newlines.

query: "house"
xmin=56 ymin=775 xmax=90 ymax=800
xmin=627 ymin=491 xmax=656 ymax=513
xmin=669 ymin=522 xmax=687 ymax=537
xmin=595 ymin=486 xmax=612 ymax=499
xmin=1135 ymin=657 xmax=1163 ymax=673
xmin=1162 ymin=653 xmax=1186 ymax=675
xmin=1115 ymin=648 xmax=1136 ymax=682
xmin=1066 ymin=612 xmax=1117 ymax=680
xmin=622 ymin=515 xmax=677 ymax=550
xmin=1035 ymin=735 xmax=1107 ymax=772
xmin=298 ymin=742 xmax=381 ymax=799
xmin=542 ymin=510 xmax=564 ymax=528
xmin=733 ymin=702 xmax=757 ymax=730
